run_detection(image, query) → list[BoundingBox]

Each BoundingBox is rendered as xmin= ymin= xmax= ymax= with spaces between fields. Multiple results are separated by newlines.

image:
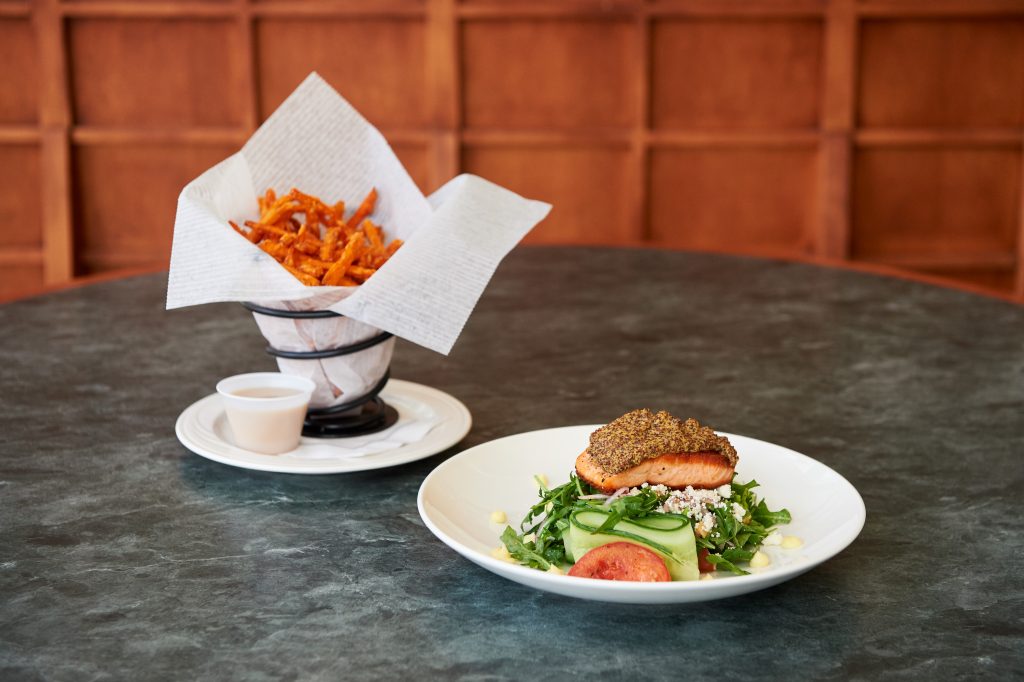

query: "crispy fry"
xmin=258 ymin=239 xmax=288 ymax=261
xmin=346 ymin=188 xmax=377 ymax=230
xmin=362 ymin=219 xmax=384 ymax=251
xmin=320 ymin=227 xmax=341 ymax=261
xmin=293 ymin=225 xmax=322 ymax=255
xmin=238 ymin=186 xmax=399 ymax=287
xmin=260 ymin=197 xmax=298 ymax=227
xmin=347 ymin=265 xmax=377 ymax=282
xmin=289 ymin=187 xmax=323 ymax=209
xmin=297 ymin=259 xmax=327 ymax=278
xmin=247 ymin=220 xmax=292 ymax=242
xmin=331 ymin=201 xmax=345 ymax=223
xmin=322 ymin=236 xmax=364 ymax=286
xmin=293 ymin=251 xmax=332 ymax=276
xmin=282 ymin=263 xmax=320 ymax=286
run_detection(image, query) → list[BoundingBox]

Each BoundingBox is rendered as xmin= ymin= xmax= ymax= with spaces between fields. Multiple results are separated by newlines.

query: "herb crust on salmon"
xmin=576 ymin=410 xmax=737 ymax=492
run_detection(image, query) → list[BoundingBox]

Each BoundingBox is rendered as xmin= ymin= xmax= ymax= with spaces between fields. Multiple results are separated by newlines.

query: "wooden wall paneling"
xmin=858 ymin=18 xmax=1024 ymax=129
xmin=1018 ymin=130 xmax=1024 ymax=297
xmin=461 ymin=18 xmax=638 ymax=131
xmin=0 ymin=0 xmax=1021 ymax=302
xmin=647 ymin=0 xmax=823 ymax=16
xmin=427 ymin=0 xmax=459 ymax=191
xmin=390 ymin=141 xmax=432 ymax=194
xmin=0 ymin=3 xmax=32 ymax=18
xmin=36 ymin=0 xmax=73 ymax=286
xmin=236 ymin=0 xmax=258 ymax=134
xmin=0 ymin=145 xmax=44 ymax=300
xmin=922 ymin=269 xmax=1017 ymax=294
xmin=817 ymin=0 xmax=856 ymax=260
xmin=72 ymin=143 xmax=238 ymax=274
xmin=254 ymin=17 xmax=429 ymax=129
xmin=68 ymin=18 xmax=244 ymax=128
xmin=856 ymin=129 xmax=1022 ymax=146
xmin=629 ymin=11 xmax=650 ymax=241
xmin=251 ymin=0 xmax=425 ymax=12
xmin=0 ymin=12 xmax=44 ymax=299
xmin=461 ymin=15 xmax=641 ymax=244
xmin=0 ymin=17 xmax=39 ymax=124
xmin=650 ymin=19 xmax=823 ymax=131
xmin=66 ymin=11 xmax=250 ymax=281
xmin=0 ymin=146 xmax=43 ymax=252
xmin=459 ymin=0 xmax=640 ymax=20
xmin=462 ymin=144 xmax=635 ymax=244
xmin=649 ymin=147 xmax=819 ymax=252
xmin=649 ymin=15 xmax=823 ymax=256
xmin=855 ymin=14 xmax=1024 ymax=294
xmin=851 ymin=146 xmax=1021 ymax=266
xmin=857 ymin=0 xmax=1024 ymax=17
xmin=61 ymin=2 xmax=236 ymax=17
xmin=458 ymin=1 xmax=824 ymax=20
xmin=0 ymin=261 xmax=47 ymax=301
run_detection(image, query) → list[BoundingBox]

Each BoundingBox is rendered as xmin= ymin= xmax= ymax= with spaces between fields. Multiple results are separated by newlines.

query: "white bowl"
xmin=418 ymin=425 xmax=866 ymax=604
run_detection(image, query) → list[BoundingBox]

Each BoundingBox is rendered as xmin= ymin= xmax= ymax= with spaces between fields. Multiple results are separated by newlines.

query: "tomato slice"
xmin=567 ymin=542 xmax=671 ymax=582
xmin=697 ymin=547 xmax=716 ymax=573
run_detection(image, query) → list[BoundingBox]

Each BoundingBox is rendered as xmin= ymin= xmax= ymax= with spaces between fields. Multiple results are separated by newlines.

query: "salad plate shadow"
xmin=417 ymin=425 xmax=865 ymax=604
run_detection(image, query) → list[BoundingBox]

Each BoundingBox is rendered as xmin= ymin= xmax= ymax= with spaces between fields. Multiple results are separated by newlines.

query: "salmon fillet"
xmin=575 ymin=448 xmax=735 ymax=492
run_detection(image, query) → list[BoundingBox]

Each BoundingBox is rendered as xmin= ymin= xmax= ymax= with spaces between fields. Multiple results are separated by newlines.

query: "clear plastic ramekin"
xmin=215 ymin=373 xmax=316 ymax=454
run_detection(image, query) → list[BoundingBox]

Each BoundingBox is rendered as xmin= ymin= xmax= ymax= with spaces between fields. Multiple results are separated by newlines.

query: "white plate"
xmin=418 ymin=425 xmax=865 ymax=604
xmin=176 ymin=379 xmax=471 ymax=474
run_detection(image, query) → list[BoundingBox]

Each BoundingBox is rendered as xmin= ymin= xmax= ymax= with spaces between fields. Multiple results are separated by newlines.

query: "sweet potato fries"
xmin=230 ymin=187 xmax=402 ymax=287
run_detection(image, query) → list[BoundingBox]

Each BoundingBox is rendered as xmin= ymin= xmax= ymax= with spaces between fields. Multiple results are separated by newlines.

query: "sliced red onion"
xmin=602 ymin=487 xmax=630 ymax=507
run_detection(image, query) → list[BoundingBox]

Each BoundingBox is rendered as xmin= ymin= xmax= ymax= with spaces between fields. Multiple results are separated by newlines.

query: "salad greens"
xmin=501 ymin=474 xmax=791 ymax=577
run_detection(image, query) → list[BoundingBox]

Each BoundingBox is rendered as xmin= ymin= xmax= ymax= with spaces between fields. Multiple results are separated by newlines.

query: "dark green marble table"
xmin=1 ymin=247 xmax=1022 ymax=681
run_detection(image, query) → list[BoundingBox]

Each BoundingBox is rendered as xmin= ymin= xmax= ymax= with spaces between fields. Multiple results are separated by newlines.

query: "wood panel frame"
xmin=1 ymin=0 xmax=1022 ymax=301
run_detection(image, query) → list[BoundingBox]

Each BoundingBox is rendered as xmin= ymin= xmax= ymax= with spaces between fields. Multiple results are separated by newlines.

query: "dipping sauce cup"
xmin=216 ymin=373 xmax=316 ymax=454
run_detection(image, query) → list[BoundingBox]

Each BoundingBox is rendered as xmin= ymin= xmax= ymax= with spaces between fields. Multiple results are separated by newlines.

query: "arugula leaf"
xmin=500 ymin=526 xmax=550 ymax=570
xmin=750 ymin=499 xmax=792 ymax=527
xmin=720 ymin=547 xmax=754 ymax=563
xmin=705 ymin=553 xmax=749 ymax=576
xmin=504 ymin=471 xmax=791 ymax=578
xmin=541 ymin=543 xmax=566 ymax=565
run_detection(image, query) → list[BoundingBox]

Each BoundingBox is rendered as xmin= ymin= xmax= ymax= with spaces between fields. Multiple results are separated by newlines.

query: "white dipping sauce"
xmin=216 ymin=373 xmax=315 ymax=455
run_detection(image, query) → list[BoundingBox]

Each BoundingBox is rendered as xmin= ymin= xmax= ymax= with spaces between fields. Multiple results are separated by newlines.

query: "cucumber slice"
xmin=566 ymin=510 xmax=699 ymax=582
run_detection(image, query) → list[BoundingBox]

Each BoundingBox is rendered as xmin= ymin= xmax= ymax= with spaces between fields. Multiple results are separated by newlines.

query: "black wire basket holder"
xmin=242 ymin=302 xmax=398 ymax=438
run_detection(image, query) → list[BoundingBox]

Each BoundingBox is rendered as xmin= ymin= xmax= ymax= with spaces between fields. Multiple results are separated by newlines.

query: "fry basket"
xmin=242 ymin=302 xmax=398 ymax=437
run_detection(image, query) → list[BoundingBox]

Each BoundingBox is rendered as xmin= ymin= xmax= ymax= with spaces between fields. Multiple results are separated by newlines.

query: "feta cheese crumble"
xmin=627 ymin=484 xmax=728 ymax=534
